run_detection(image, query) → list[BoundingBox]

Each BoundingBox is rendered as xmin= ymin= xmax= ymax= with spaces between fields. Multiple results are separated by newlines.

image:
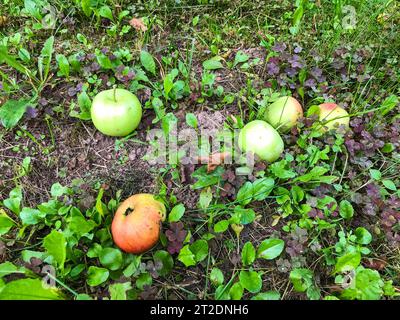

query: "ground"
xmin=0 ymin=0 xmax=399 ymax=300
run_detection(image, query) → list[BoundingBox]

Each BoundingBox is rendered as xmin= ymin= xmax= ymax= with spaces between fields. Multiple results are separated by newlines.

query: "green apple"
xmin=91 ymin=87 xmax=142 ymax=137
xmin=318 ymin=103 xmax=350 ymax=132
xmin=264 ymin=96 xmax=303 ymax=132
xmin=238 ymin=120 xmax=284 ymax=162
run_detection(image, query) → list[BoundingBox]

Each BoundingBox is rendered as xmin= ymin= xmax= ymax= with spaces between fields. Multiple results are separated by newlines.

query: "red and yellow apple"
xmin=317 ymin=103 xmax=350 ymax=132
xmin=111 ymin=194 xmax=166 ymax=254
xmin=238 ymin=120 xmax=284 ymax=163
xmin=91 ymin=87 xmax=142 ymax=137
xmin=264 ymin=96 xmax=303 ymax=132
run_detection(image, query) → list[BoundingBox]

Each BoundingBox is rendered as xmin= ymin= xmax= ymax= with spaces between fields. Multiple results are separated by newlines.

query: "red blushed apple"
xmin=264 ymin=96 xmax=303 ymax=132
xmin=111 ymin=194 xmax=166 ymax=254
xmin=318 ymin=103 xmax=350 ymax=132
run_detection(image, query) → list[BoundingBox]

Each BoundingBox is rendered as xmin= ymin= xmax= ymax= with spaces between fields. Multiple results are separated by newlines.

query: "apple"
xmin=318 ymin=103 xmax=350 ymax=132
xmin=111 ymin=194 xmax=166 ymax=254
xmin=91 ymin=86 xmax=142 ymax=137
xmin=264 ymin=96 xmax=303 ymax=132
xmin=238 ymin=120 xmax=284 ymax=163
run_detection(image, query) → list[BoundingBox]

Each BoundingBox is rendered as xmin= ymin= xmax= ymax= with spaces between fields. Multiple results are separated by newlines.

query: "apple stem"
xmin=113 ymin=85 xmax=117 ymax=102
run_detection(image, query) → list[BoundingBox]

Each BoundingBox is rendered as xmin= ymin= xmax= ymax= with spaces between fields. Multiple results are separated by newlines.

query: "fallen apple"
xmin=91 ymin=86 xmax=142 ymax=137
xmin=318 ymin=103 xmax=350 ymax=132
xmin=238 ymin=120 xmax=284 ymax=163
xmin=264 ymin=96 xmax=303 ymax=132
xmin=111 ymin=194 xmax=166 ymax=254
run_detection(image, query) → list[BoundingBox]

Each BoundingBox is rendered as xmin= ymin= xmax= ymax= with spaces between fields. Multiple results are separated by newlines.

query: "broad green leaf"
xmin=109 ymin=282 xmax=132 ymax=300
xmin=257 ymin=238 xmax=284 ymax=260
xmin=241 ymin=242 xmax=256 ymax=266
xmin=56 ymin=54 xmax=70 ymax=78
xmin=185 ymin=113 xmax=198 ymax=128
xmin=203 ymin=57 xmax=223 ymax=70
xmin=233 ymin=50 xmax=249 ymax=67
xmin=251 ymin=291 xmax=281 ymax=300
xmin=140 ymin=50 xmax=156 ymax=75
xmin=335 ymin=251 xmax=361 ymax=273
xmin=382 ymin=180 xmax=397 ymax=191
xmin=178 ymin=245 xmax=196 ymax=267
xmin=341 ymin=267 xmax=384 ymax=300
xmin=98 ymin=6 xmax=113 ymax=21
xmin=236 ymin=181 xmax=253 ymax=205
xmin=339 ymin=200 xmax=354 ymax=219
xmin=0 ymin=262 xmax=19 ymax=278
xmin=99 ymin=248 xmax=123 ymax=271
xmin=87 ymin=266 xmax=109 ymax=286
xmin=252 ymin=177 xmax=275 ymax=201
xmin=0 ymin=278 xmax=64 ymax=300
xmin=214 ymin=219 xmax=229 ymax=233
xmin=210 ymin=268 xmax=224 ymax=286
xmin=190 ymin=239 xmax=208 ymax=262
xmin=43 ymin=230 xmax=66 ymax=269
xmin=354 ymin=227 xmax=372 ymax=245
xmin=3 ymin=187 xmax=22 ymax=215
xmin=239 ymin=270 xmax=262 ymax=293
xmin=229 ymin=282 xmax=243 ymax=300
xmin=81 ymin=0 xmax=92 ymax=16
xmin=68 ymin=207 xmax=97 ymax=238
xmin=20 ymin=207 xmax=45 ymax=225
xmin=289 ymin=268 xmax=313 ymax=292
xmin=136 ymin=272 xmax=152 ymax=290
xmin=369 ymin=169 xmax=381 ymax=181
xmin=153 ymin=250 xmax=174 ymax=277
xmin=0 ymin=210 xmax=15 ymax=236
xmin=168 ymin=204 xmax=185 ymax=222
xmin=50 ymin=183 xmax=69 ymax=198
xmin=0 ymin=99 xmax=30 ymax=129
xmin=199 ymin=187 xmax=212 ymax=210
xmin=38 ymin=36 xmax=54 ymax=81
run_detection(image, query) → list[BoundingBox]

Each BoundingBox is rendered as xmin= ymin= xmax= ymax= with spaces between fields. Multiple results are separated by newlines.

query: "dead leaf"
xmin=197 ymin=151 xmax=231 ymax=173
xmin=129 ymin=17 xmax=147 ymax=32
xmin=364 ymin=258 xmax=387 ymax=271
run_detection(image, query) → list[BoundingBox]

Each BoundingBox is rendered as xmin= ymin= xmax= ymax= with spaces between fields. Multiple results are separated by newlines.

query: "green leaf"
xmin=75 ymin=91 xmax=92 ymax=121
xmin=0 ymin=99 xmax=30 ymax=129
xmin=382 ymin=180 xmax=397 ymax=191
xmin=178 ymin=245 xmax=196 ymax=267
xmin=99 ymin=248 xmax=123 ymax=271
xmin=56 ymin=54 xmax=70 ymax=78
xmin=140 ymin=50 xmax=156 ymax=75
xmin=290 ymin=268 xmax=313 ymax=292
xmin=98 ymin=6 xmax=113 ymax=21
xmin=233 ymin=51 xmax=249 ymax=67
xmin=0 ymin=262 xmax=19 ymax=278
xmin=0 ymin=279 xmax=64 ymax=300
xmin=20 ymin=207 xmax=45 ymax=225
xmin=257 ymin=238 xmax=284 ymax=260
xmin=3 ymin=187 xmax=22 ymax=215
xmin=341 ymin=267 xmax=384 ymax=300
xmin=380 ymin=95 xmax=399 ymax=116
xmin=251 ymin=291 xmax=281 ymax=300
xmin=168 ymin=204 xmax=185 ymax=222
xmin=38 ymin=36 xmax=54 ymax=82
xmin=270 ymin=160 xmax=296 ymax=179
xmin=295 ymin=166 xmax=330 ymax=182
xmin=210 ymin=268 xmax=224 ymax=286
xmin=81 ymin=0 xmax=92 ymax=16
xmin=239 ymin=270 xmax=262 ymax=293
xmin=190 ymin=239 xmax=208 ymax=262
xmin=136 ymin=272 xmax=152 ymax=290
xmin=335 ymin=251 xmax=361 ymax=273
xmin=354 ymin=227 xmax=372 ymax=245
xmin=236 ymin=181 xmax=253 ymax=205
xmin=87 ymin=266 xmax=109 ymax=286
xmin=185 ymin=113 xmax=198 ymax=128
xmin=203 ymin=57 xmax=223 ymax=70
xmin=339 ymin=200 xmax=354 ymax=220
xmin=0 ymin=46 xmax=34 ymax=79
xmin=199 ymin=187 xmax=212 ymax=210
xmin=241 ymin=242 xmax=256 ymax=266
xmin=50 ymin=183 xmax=69 ymax=198
xmin=109 ymin=282 xmax=132 ymax=300
xmin=68 ymin=207 xmax=97 ymax=238
xmin=229 ymin=282 xmax=243 ymax=300
xmin=43 ymin=230 xmax=66 ymax=269
xmin=214 ymin=220 xmax=229 ymax=233
xmin=0 ymin=210 xmax=15 ymax=236
xmin=153 ymin=250 xmax=174 ymax=277
xmin=369 ymin=169 xmax=382 ymax=181
xmin=252 ymin=177 xmax=275 ymax=201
